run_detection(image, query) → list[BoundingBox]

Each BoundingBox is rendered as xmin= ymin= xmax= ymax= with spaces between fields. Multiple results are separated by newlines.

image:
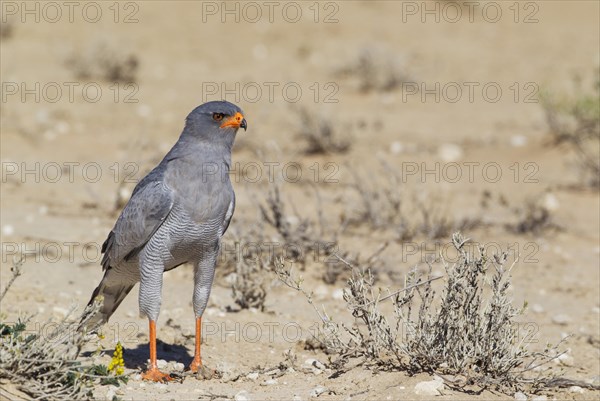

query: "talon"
xmin=141 ymin=367 xmax=172 ymax=382
xmin=189 ymin=356 xmax=202 ymax=373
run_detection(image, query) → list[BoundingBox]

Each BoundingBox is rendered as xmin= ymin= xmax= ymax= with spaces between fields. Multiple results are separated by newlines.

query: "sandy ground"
xmin=1 ymin=1 xmax=599 ymax=400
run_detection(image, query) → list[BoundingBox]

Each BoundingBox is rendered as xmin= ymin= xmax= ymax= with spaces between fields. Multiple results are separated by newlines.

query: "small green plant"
xmin=0 ymin=257 xmax=127 ymax=400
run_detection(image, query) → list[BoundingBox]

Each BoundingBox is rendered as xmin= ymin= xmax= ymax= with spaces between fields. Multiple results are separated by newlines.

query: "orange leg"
xmin=189 ymin=317 xmax=202 ymax=372
xmin=141 ymin=320 xmax=172 ymax=382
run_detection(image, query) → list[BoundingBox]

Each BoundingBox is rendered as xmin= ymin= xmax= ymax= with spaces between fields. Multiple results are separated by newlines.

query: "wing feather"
xmin=101 ymin=180 xmax=174 ymax=270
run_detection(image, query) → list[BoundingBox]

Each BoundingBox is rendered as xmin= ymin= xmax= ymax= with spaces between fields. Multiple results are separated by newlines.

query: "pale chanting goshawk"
xmin=82 ymin=101 xmax=247 ymax=381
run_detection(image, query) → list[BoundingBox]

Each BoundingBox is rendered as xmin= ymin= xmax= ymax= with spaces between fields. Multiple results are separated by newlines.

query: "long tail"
xmin=79 ymin=269 xmax=135 ymax=332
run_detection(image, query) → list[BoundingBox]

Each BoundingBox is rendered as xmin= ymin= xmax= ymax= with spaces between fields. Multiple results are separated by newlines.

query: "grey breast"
xmin=143 ymin=201 xmax=225 ymax=272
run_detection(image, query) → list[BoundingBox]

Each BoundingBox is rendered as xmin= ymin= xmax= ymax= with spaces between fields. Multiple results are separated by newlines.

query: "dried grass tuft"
xmin=275 ymin=233 xmax=566 ymax=394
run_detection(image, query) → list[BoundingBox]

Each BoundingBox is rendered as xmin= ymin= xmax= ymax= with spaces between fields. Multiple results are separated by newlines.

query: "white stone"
xmin=390 ymin=141 xmax=404 ymax=154
xmin=532 ymin=396 xmax=547 ymax=401
xmin=264 ymin=368 xmax=280 ymax=376
xmin=555 ymin=353 xmax=575 ymax=366
xmin=437 ymin=143 xmax=463 ymax=162
xmin=514 ymin=391 xmax=527 ymax=401
xmin=104 ymin=385 xmax=117 ymax=401
xmin=246 ymin=372 xmax=259 ymax=381
xmin=510 ymin=135 xmax=528 ymax=147
xmin=234 ymin=390 xmax=251 ymax=401
xmin=171 ymin=362 xmax=185 ymax=372
xmin=118 ymin=187 xmax=131 ymax=202
xmin=531 ymin=304 xmax=544 ymax=314
xmin=332 ymin=288 xmax=345 ymax=300
xmin=314 ymin=285 xmax=329 ymax=300
xmin=2 ymin=225 xmax=14 ymax=236
xmin=304 ymin=358 xmax=326 ymax=370
xmin=310 ymin=386 xmax=327 ymax=398
xmin=542 ymin=193 xmax=560 ymax=212
xmin=261 ymin=378 xmax=278 ymax=386
xmin=156 ymin=359 xmax=167 ymax=369
xmin=552 ymin=314 xmax=570 ymax=325
xmin=568 ymin=386 xmax=584 ymax=393
xmin=56 ymin=121 xmax=70 ymax=134
xmin=414 ymin=378 xmax=444 ymax=396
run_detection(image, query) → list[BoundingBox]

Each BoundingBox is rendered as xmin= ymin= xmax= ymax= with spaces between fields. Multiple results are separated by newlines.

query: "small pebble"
xmin=304 ymin=358 xmax=326 ymax=370
xmin=555 ymin=353 xmax=575 ymax=367
xmin=156 ymin=359 xmax=168 ymax=369
xmin=514 ymin=391 xmax=527 ymax=401
xmin=261 ymin=378 xmax=278 ymax=386
xmin=171 ymin=362 xmax=185 ymax=372
xmin=104 ymin=385 xmax=117 ymax=401
xmin=2 ymin=225 xmax=14 ymax=236
xmin=552 ymin=314 xmax=571 ymax=325
xmin=510 ymin=135 xmax=527 ymax=147
xmin=314 ymin=285 xmax=329 ymax=300
xmin=246 ymin=372 xmax=259 ymax=381
xmin=437 ymin=143 xmax=463 ymax=162
xmin=569 ymin=386 xmax=584 ymax=393
xmin=234 ymin=390 xmax=251 ymax=401
xmin=310 ymin=385 xmax=327 ymax=398
xmin=531 ymin=304 xmax=544 ymax=314
xmin=390 ymin=141 xmax=404 ymax=154
xmin=542 ymin=193 xmax=559 ymax=211
xmin=532 ymin=396 xmax=547 ymax=401
xmin=264 ymin=368 xmax=280 ymax=376
xmin=414 ymin=378 xmax=444 ymax=396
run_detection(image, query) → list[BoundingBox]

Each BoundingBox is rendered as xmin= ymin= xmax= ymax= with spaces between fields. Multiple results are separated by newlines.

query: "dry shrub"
xmin=345 ymin=165 xmax=482 ymax=240
xmin=0 ymin=18 xmax=14 ymax=39
xmin=336 ymin=46 xmax=413 ymax=93
xmin=275 ymin=233 xmax=566 ymax=394
xmin=293 ymin=107 xmax=351 ymax=155
xmin=541 ymin=71 xmax=600 ymax=188
xmin=258 ymin=183 xmax=340 ymax=266
xmin=322 ymin=243 xmax=388 ymax=285
xmin=228 ymin=232 xmax=268 ymax=311
xmin=66 ymin=38 xmax=138 ymax=83
xmin=0 ymin=258 xmax=125 ymax=401
xmin=223 ymin=183 xmax=343 ymax=309
xmin=507 ymin=195 xmax=561 ymax=235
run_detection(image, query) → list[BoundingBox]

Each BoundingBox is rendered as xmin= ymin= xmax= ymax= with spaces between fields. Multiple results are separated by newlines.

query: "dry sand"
xmin=1 ymin=1 xmax=599 ymax=400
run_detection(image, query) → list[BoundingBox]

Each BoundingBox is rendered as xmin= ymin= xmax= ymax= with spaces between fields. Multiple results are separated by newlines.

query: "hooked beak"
xmin=220 ymin=112 xmax=247 ymax=131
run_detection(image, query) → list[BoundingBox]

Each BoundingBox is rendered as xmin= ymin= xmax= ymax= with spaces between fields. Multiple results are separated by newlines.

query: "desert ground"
xmin=1 ymin=1 xmax=599 ymax=400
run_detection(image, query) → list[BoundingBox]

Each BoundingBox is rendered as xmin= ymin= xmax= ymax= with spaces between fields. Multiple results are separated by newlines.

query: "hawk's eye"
xmin=212 ymin=113 xmax=225 ymax=122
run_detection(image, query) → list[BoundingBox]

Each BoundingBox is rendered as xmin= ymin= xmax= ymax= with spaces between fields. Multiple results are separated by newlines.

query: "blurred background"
xmin=1 ymin=1 xmax=599 ymax=399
